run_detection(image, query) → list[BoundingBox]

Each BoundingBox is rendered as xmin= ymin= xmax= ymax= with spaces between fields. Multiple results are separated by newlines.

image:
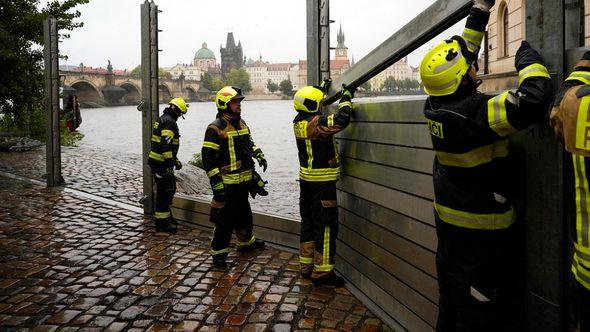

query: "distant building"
xmin=245 ymin=57 xmax=270 ymax=93
xmin=245 ymin=56 xmax=298 ymax=93
xmin=220 ymin=32 xmax=244 ymax=77
xmin=369 ymin=57 xmax=414 ymax=91
xmin=193 ymin=42 xmax=217 ymax=70
xmin=163 ymin=41 xmax=218 ymax=81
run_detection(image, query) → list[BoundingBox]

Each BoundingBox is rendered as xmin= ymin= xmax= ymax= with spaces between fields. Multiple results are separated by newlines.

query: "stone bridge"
xmin=62 ymin=71 xmax=202 ymax=107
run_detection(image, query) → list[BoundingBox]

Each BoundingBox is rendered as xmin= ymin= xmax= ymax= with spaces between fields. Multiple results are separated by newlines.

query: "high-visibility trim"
xmin=323 ymin=226 xmax=330 ymax=267
xmin=575 ymin=97 xmax=590 ymax=151
xmin=207 ymin=168 xmax=220 ymax=178
xmin=153 ymin=121 xmax=159 ymax=129
xmin=238 ymin=235 xmax=256 ymax=247
xmin=518 ymin=63 xmax=550 ymax=86
xmin=299 ymin=166 xmax=340 ymax=182
xmin=149 ymin=151 xmax=164 ymax=162
xmin=228 ymin=136 xmax=237 ymax=171
xmin=203 ymin=141 xmax=220 ymax=150
xmin=222 ymin=170 xmax=253 ymax=184
xmin=462 ymin=28 xmax=484 ymax=53
xmin=436 ymin=139 xmax=509 ymax=168
xmin=212 ymin=182 xmax=224 ymax=190
xmin=162 ymin=151 xmax=173 ymax=159
xmin=327 ymin=114 xmax=335 ymax=127
xmin=294 ymin=121 xmax=308 ymax=139
xmin=305 ymin=140 xmax=314 ymax=169
xmin=299 ymin=256 xmax=313 ymax=264
xmin=573 ymin=155 xmax=590 ymax=247
xmin=572 ymin=255 xmax=590 ymax=290
xmin=155 ymin=211 xmax=171 ymax=219
xmin=338 ymin=101 xmax=352 ymax=110
xmin=434 ymin=202 xmax=516 ymax=230
xmin=487 ymin=92 xmax=518 ymax=137
xmin=172 ymin=139 xmax=179 ymax=145
xmin=575 ymin=243 xmax=590 ymax=263
xmin=151 ymin=135 xmax=161 ymax=143
xmin=161 ymin=129 xmax=175 ymax=138
xmin=210 ymin=247 xmax=230 ymax=255
xmin=333 ymin=137 xmax=340 ymax=165
xmin=314 ymin=264 xmax=335 ymax=272
xmin=566 ymin=71 xmax=590 ymax=85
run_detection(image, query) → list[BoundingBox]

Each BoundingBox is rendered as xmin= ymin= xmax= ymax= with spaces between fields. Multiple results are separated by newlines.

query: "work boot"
xmin=237 ymin=239 xmax=266 ymax=253
xmin=301 ymin=272 xmax=312 ymax=279
xmin=212 ymin=253 xmax=228 ymax=268
xmin=312 ymin=272 xmax=345 ymax=287
xmin=155 ymin=219 xmax=177 ymax=234
xmin=169 ymin=217 xmax=178 ymax=225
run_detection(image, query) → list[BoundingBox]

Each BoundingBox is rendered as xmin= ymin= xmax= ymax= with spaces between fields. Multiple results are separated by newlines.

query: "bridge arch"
xmin=71 ymin=80 xmax=103 ymax=106
xmin=185 ymin=87 xmax=197 ymax=102
xmin=120 ymin=81 xmax=142 ymax=105
xmin=159 ymin=84 xmax=172 ymax=103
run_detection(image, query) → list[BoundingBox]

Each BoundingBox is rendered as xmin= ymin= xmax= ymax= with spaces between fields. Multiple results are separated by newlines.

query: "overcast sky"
xmin=56 ymin=0 xmax=465 ymax=70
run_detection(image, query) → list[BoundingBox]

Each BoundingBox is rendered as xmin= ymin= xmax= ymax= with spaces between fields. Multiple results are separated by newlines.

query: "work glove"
xmin=257 ymin=157 xmax=267 ymax=172
xmin=473 ymin=0 xmax=495 ymax=11
xmin=514 ymin=40 xmax=545 ymax=72
xmin=340 ymin=84 xmax=356 ymax=101
xmin=210 ymin=206 xmax=225 ymax=225
xmin=319 ymin=78 xmax=332 ymax=93
xmin=162 ymin=167 xmax=175 ymax=179
xmin=175 ymin=160 xmax=183 ymax=170
xmin=581 ymin=51 xmax=590 ymax=61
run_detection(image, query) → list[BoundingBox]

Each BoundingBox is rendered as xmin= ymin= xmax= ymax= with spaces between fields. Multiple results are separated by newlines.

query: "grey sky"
xmin=58 ymin=0 xmax=465 ymax=70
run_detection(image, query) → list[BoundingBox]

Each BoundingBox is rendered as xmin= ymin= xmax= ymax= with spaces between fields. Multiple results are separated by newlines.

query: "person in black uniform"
xmin=202 ymin=86 xmax=266 ymax=267
xmin=420 ymin=0 xmax=553 ymax=330
xmin=148 ymin=97 xmax=188 ymax=234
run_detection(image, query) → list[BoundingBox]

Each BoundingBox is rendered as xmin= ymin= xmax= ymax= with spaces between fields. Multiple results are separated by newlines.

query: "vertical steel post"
xmin=140 ymin=0 xmax=159 ymax=215
xmin=306 ymin=0 xmax=320 ymax=86
xmin=44 ymin=17 xmax=61 ymax=187
xmin=515 ymin=0 xmax=565 ymax=330
xmin=319 ymin=0 xmax=330 ymax=81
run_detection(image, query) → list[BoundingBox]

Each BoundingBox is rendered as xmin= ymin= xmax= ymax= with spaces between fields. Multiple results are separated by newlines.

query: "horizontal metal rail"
xmin=324 ymin=0 xmax=471 ymax=104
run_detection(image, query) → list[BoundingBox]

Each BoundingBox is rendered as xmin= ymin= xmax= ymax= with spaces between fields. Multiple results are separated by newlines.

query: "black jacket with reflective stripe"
xmin=148 ymin=109 xmax=179 ymax=172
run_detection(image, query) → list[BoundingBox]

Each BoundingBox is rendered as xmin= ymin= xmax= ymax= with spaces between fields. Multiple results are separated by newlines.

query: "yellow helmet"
xmin=216 ymin=86 xmax=245 ymax=110
xmin=169 ymin=97 xmax=188 ymax=114
xmin=294 ymin=86 xmax=324 ymax=113
xmin=420 ymin=37 xmax=472 ymax=96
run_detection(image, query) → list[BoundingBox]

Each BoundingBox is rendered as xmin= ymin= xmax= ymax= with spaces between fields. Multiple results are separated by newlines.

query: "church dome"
xmin=194 ymin=42 xmax=215 ymax=60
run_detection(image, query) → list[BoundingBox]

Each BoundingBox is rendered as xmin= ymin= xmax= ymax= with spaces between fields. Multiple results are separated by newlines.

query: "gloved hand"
xmin=319 ymin=78 xmax=332 ymax=92
xmin=581 ymin=51 xmax=590 ymax=61
xmin=514 ymin=40 xmax=545 ymax=72
xmin=341 ymin=84 xmax=356 ymax=100
xmin=163 ymin=167 xmax=175 ymax=178
xmin=175 ymin=160 xmax=183 ymax=170
xmin=256 ymin=156 xmax=267 ymax=172
xmin=473 ymin=0 xmax=495 ymax=11
xmin=210 ymin=206 xmax=225 ymax=224
xmin=212 ymin=181 xmax=226 ymax=202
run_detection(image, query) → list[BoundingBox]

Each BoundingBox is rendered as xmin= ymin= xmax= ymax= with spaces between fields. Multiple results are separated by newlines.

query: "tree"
xmin=381 ymin=76 xmax=397 ymax=93
xmin=225 ymin=68 xmax=251 ymax=93
xmin=266 ymin=79 xmax=279 ymax=93
xmin=279 ymin=79 xmax=293 ymax=96
xmin=0 ymin=0 xmax=89 ymax=139
xmin=360 ymin=81 xmax=372 ymax=92
xmin=130 ymin=65 xmax=172 ymax=79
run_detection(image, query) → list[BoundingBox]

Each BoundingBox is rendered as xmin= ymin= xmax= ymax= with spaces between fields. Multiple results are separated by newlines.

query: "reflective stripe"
xmin=149 ymin=151 xmax=164 ymax=162
xmin=575 ymin=243 xmax=590 ymax=264
xmin=228 ymin=137 xmax=237 ymax=171
xmin=572 ymin=255 xmax=590 ymax=290
xmin=323 ymin=226 xmax=330 ymax=267
xmin=573 ymin=155 xmax=590 ymax=247
xmin=210 ymin=248 xmax=230 ymax=255
xmin=462 ymin=28 xmax=484 ymax=53
xmin=162 ymin=151 xmax=173 ymax=159
xmin=161 ymin=129 xmax=175 ymax=138
xmin=434 ymin=203 xmax=516 ymax=230
xmin=222 ymin=170 xmax=253 ymax=184
xmin=487 ymin=92 xmax=517 ymax=137
xmin=213 ymin=182 xmax=224 ymax=190
xmin=338 ymin=101 xmax=352 ymax=109
xmin=299 ymin=166 xmax=340 ymax=182
xmin=566 ymin=71 xmax=590 ymax=85
xmin=327 ymin=114 xmax=335 ymax=127
xmin=333 ymin=137 xmax=340 ymax=165
xmin=155 ymin=211 xmax=171 ymax=219
xmin=151 ymin=135 xmax=161 ymax=143
xmin=172 ymin=138 xmax=179 ymax=145
xmin=575 ymin=97 xmax=590 ymax=151
xmin=314 ymin=264 xmax=335 ymax=272
xmin=305 ymin=140 xmax=313 ymax=169
xmin=436 ymin=139 xmax=509 ymax=168
xmin=207 ymin=168 xmax=220 ymax=178
xmin=238 ymin=235 xmax=256 ymax=247
xmin=299 ymin=256 xmax=313 ymax=264
xmin=518 ymin=63 xmax=550 ymax=85
xmin=203 ymin=141 xmax=220 ymax=150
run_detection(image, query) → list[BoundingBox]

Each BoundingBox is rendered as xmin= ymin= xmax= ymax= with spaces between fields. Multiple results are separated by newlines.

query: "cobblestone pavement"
xmin=0 ymin=146 xmax=299 ymax=219
xmin=0 ymin=175 xmax=389 ymax=331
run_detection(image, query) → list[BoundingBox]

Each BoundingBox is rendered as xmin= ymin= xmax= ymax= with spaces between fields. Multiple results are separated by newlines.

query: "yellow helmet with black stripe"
xmin=420 ymin=37 xmax=472 ymax=96
xmin=216 ymin=86 xmax=245 ymax=110
xmin=169 ymin=97 xmax=188 ymax=114
xmin=293 ymin=86 xmax=324 ymax=113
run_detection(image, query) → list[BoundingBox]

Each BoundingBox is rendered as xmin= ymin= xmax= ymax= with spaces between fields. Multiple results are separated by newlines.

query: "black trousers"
xmin=569 ymin=275 xmax=590 ymax=332
xmin=154 ymin=174 xmax=176 ymax=220
xmin=299 ymin=180 xmax=338 ymax=278
xmin=435 ymin=216 xmax=519 ymax=332
xmin=210 ymin=183 xmax=253 ymax=254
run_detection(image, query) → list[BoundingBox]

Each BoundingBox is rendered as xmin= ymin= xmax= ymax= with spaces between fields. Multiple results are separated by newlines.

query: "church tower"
xmin=335 ymin=24 xmax=348 ymax=60
xmin=220 ymin=32 xmax=244 ymax=78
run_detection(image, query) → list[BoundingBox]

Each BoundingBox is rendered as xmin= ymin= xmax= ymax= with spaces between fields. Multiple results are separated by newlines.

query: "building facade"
xmin=220 ymin=32 xmax=244 ymax=78
xmin=163 ymin=42 xmax=217 ymax=81
xmin=369 ymin=57 xmax=415 ymax=91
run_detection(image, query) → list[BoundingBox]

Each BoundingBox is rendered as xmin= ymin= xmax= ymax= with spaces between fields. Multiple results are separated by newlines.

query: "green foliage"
xmin=279 ymin=79 xmax=293 ymax=96
xmin=202 ymin=72 xmax=224 ymax=92
xmin=60 ymin=128 xmax=84 ymax=146
xmin=0 ymin=0 xmax=89 ymax=140
xmin=266 ymin=79 xmax=279 ymax=93
xmin=189 ymin=152 xmax=204 ymax=169
xmin=360 ymin=81 xmax=372 ymax=91
xmin=381 ymin=77 xmax=421 ymax=93
xmin=225 ymin=68 xmax=251 ymax=93
xmin=130 ymin=65 xmax=172 ymax=79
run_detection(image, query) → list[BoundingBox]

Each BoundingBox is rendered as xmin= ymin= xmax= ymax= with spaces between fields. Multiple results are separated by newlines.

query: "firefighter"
xmin=549 ymin=51 xmax=590 ymax=332
xmin=202 ymin=86 xmax=266 ymax=268
xmin=293 ymin=80 xmax=354 ymax=287
xmin=420 ymin=0 xmax=553 ymax=330
xmin=148 ymin=97 xmax=188 ymax=234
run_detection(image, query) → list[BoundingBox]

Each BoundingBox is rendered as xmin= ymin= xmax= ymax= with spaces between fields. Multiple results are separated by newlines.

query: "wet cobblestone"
xmin=0 ymin=175 xmax=389 ymax=331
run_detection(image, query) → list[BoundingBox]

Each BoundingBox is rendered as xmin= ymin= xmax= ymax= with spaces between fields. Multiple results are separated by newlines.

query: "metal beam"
xmin=43 ymin=17 xmax=62 ymax=187
xmin=325 ymin=0 xmax=471 ymax=104
xmin=306 ymin=0 xmax=320 ymax=86
xmin=319 ymin=0 xmax=330 ymax=81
